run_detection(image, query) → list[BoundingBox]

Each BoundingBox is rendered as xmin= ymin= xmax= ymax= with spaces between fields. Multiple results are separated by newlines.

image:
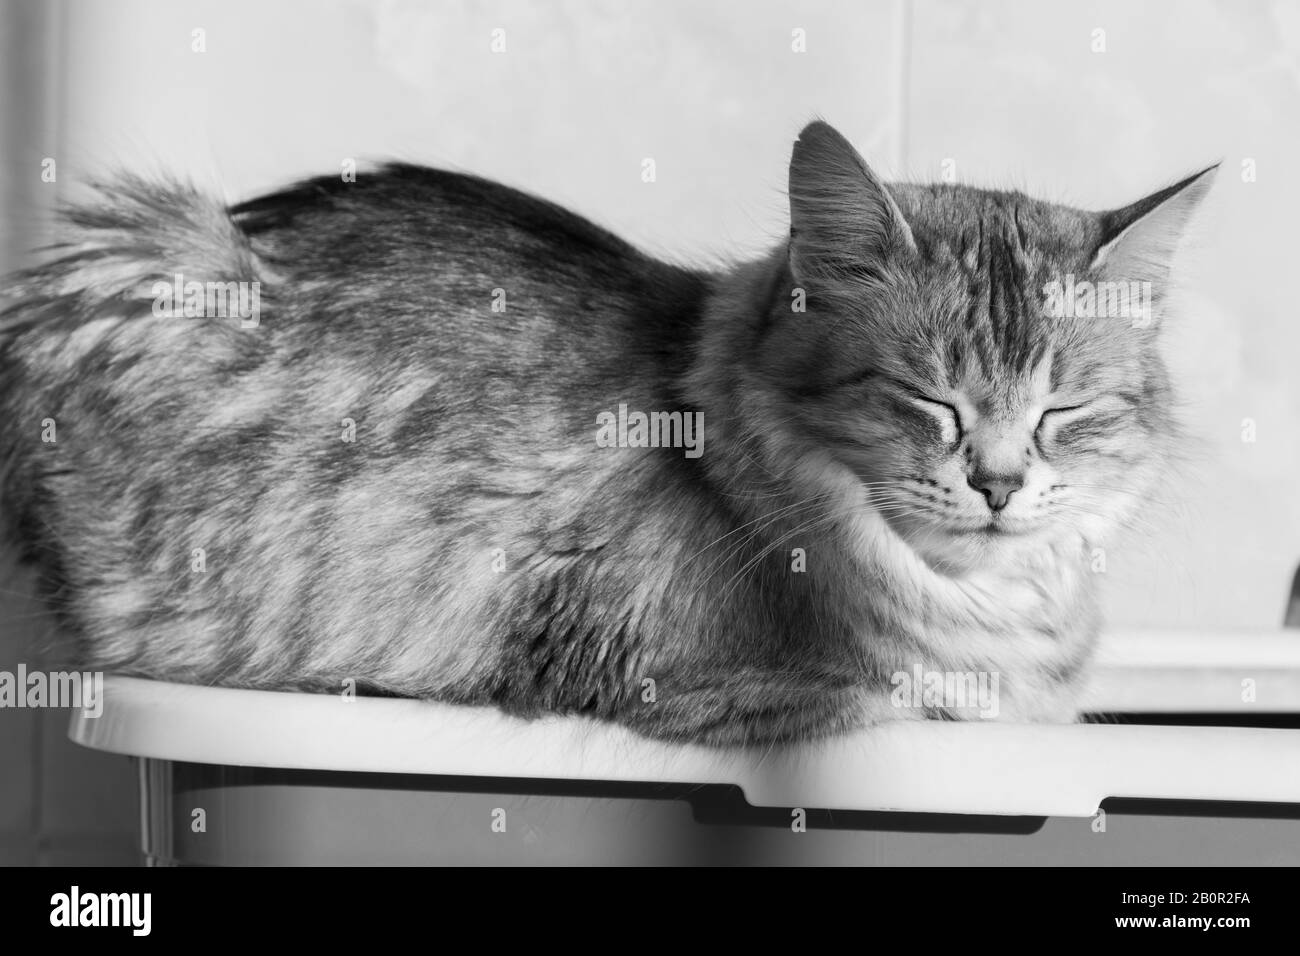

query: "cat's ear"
xmin=1091 ymin=163 xmax=1218 ymax=286
xmin=787 ymin=120 xmax=916 ymax=286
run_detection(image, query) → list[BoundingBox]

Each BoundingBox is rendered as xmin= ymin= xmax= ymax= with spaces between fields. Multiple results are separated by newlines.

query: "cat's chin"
xmin=901 ymin=521 xmax=1065 ymax=574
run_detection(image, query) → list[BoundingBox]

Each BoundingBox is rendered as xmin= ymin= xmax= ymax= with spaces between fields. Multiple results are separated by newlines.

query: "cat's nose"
xmin=967 ymin=472 xmax=1023 ymax=511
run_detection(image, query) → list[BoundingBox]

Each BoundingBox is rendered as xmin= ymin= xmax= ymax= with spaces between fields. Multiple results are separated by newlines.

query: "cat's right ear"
xmin=787 ymin=120 xmax=916 ymax=286
xmin=1091 ymin=163 xmax=1218 ymax=286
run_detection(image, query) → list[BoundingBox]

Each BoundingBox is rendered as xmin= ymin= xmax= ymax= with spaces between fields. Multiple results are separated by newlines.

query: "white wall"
xmin=40 ymin=0 xmax=1300 ymax=632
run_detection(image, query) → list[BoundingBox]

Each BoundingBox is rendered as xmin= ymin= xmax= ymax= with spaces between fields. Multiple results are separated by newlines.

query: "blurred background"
xmin=1 ymin=0 xmax=1297 ymax=864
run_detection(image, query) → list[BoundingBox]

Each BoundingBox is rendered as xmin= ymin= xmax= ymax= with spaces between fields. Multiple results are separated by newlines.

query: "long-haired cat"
xmin=0 ymin=121 xmax=1212 ymax=745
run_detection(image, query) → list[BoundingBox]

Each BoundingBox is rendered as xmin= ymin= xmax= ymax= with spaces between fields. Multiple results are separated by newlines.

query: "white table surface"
xmin=69 ymin=629 xmax=1300 ymax=818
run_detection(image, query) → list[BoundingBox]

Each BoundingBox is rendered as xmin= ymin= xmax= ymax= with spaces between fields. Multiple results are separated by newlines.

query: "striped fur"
xmin=0 ymin=122 xmax=1211 ymax=744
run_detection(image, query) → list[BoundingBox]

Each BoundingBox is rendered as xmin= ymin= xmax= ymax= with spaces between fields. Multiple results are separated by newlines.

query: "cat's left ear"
xmin=787 ymin=120 xmax=917 ymax=286
xmin=1092 ymin=163 xmax=1219 ymax=285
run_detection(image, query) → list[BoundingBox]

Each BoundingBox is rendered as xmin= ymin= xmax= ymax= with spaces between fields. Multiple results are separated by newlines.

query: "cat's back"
xmin=235 ymin=163 xmax=639 ymax=273
xmin=233 ymin=164 xmax=708 ymax=340
xmin=0 ymin=164 xmax=713 ymax=469
xmin=0 ymin=163 xmax=719 ymax=676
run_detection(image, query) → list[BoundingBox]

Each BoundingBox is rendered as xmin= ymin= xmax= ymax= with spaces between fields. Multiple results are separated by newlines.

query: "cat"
xmin=0 ymin=120 xmax=1213 ymax=745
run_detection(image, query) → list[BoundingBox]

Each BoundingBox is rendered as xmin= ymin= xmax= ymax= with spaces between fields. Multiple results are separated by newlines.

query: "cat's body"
xmin=0 ymin=123 xmax=1211 ymax=744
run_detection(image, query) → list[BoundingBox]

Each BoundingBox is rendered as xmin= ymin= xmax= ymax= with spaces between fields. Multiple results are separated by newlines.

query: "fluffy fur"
xmin=0 ymin=121 xmax=1213 ymax=744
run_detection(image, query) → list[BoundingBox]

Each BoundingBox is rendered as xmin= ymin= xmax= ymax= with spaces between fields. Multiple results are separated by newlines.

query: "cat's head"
xmin=764 ymin=120 xmax=1214 ymax=569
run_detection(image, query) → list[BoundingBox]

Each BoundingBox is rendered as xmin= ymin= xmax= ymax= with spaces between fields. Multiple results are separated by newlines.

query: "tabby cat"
xmin=0 ymin=121 xmax=1212 ymax=744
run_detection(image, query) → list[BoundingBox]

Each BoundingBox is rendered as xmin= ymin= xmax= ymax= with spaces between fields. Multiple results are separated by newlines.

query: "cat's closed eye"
xmin=905 ymin=391 xmax=963 ymax=444
xmin=1034 ymin=402 xmax=1103 ymax=449
xmin=1038 ymin=403 xmax=1088 ymax=424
